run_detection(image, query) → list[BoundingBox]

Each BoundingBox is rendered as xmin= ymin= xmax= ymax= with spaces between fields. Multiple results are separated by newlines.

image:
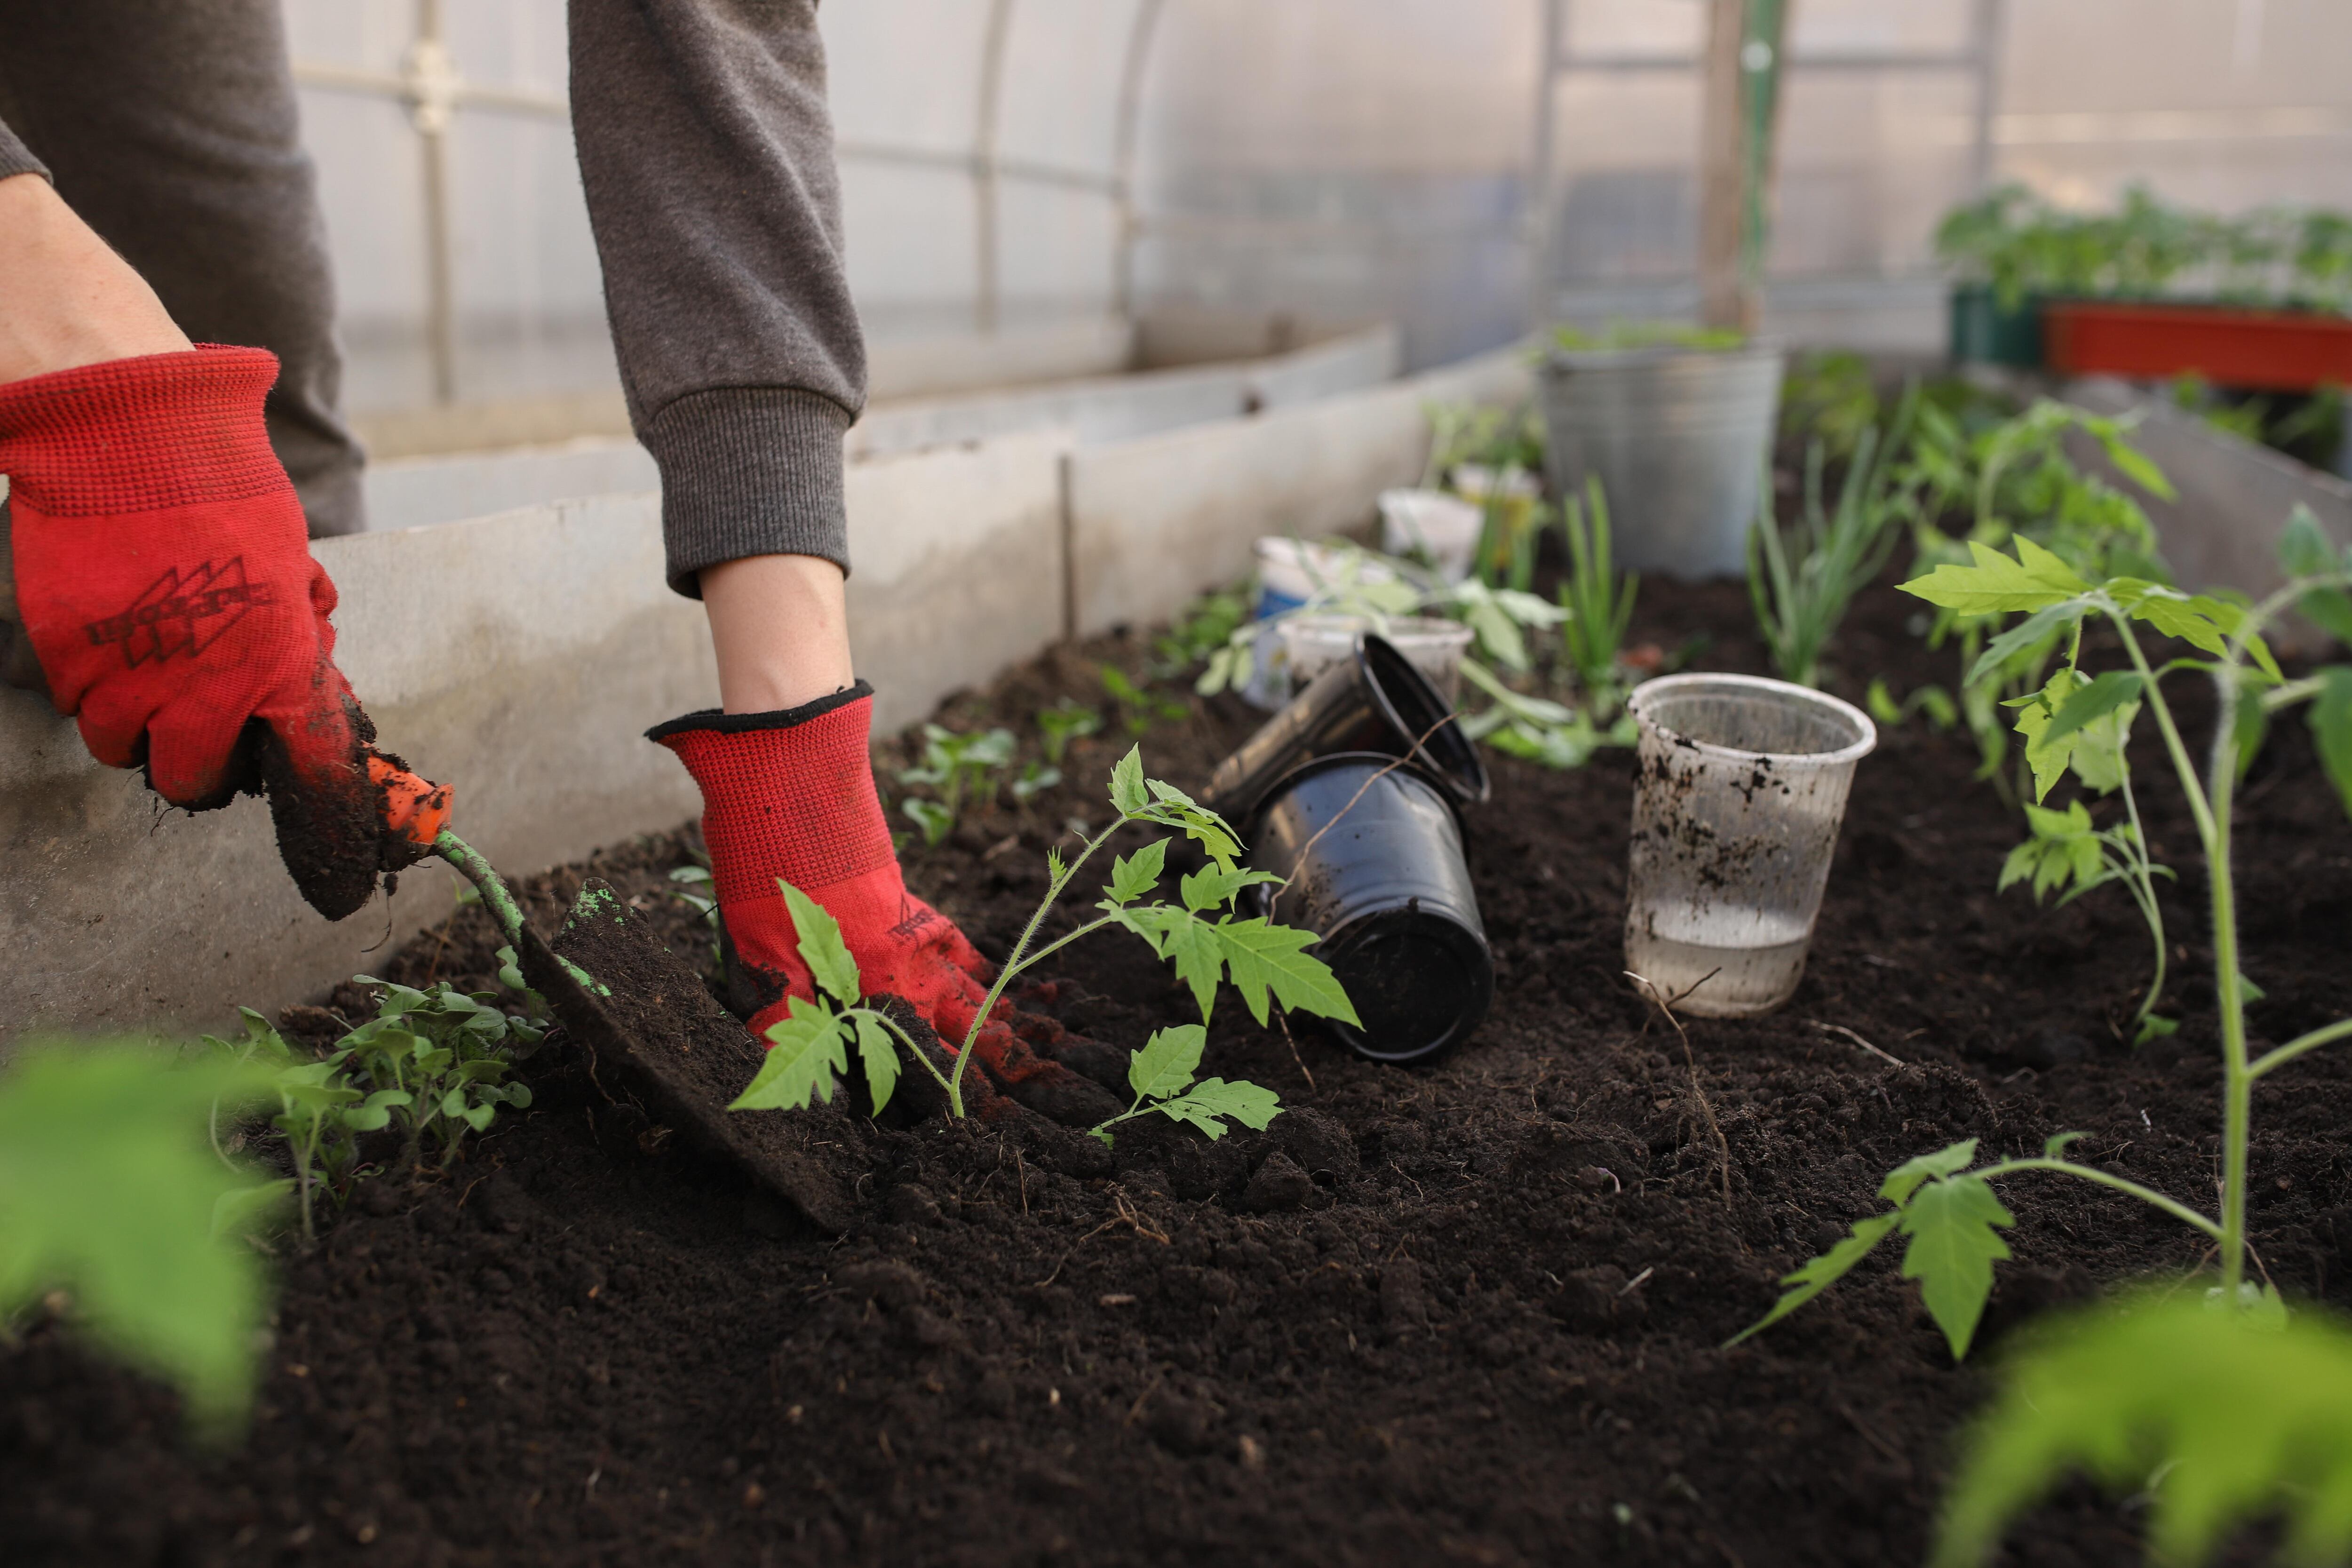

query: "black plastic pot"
xmin=1203 ymin=632 xmax=1488 ymax=826
xmin=1243 ymin=752 xmax=1493 ymax=1065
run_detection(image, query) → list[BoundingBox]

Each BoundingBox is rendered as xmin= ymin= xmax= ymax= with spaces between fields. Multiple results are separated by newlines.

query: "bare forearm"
xmin=0 ymin=174 xmax=189 ymax=384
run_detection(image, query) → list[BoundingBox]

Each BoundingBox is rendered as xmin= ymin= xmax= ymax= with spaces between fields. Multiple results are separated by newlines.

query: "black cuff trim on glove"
xmin=644 ymin=679 xmax=873 ymax=742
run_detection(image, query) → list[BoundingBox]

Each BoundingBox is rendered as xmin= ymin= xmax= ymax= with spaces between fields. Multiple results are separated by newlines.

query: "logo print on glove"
xmin=889 ymin=893 xmax=938 ymax=940
xmin=81 ymin=559 xmax=273 ymax=667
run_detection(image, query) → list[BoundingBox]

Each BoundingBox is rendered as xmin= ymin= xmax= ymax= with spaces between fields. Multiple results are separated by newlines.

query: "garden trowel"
xmin=373 ymin=756 xmax=856 ymax=1233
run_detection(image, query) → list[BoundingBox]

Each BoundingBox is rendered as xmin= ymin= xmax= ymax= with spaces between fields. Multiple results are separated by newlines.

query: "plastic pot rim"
xmin=1626 ymin=672 xmax=1877 ymax=769
xmin=1539 ymin=336 xmax=1788 ymax=372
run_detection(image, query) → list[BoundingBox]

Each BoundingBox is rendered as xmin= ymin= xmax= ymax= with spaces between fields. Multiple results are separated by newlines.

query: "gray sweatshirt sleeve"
xmin=0 ymin=118 xmax=48 ymax=182
xmin=568 ymin=0 xmax=866 ymax=598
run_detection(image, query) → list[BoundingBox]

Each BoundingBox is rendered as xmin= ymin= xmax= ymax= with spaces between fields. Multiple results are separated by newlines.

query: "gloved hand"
xmin=0 ymin=346 xmax=399 ymax=919
xmin=651 ymin=686 xmax=1122 ymax=1126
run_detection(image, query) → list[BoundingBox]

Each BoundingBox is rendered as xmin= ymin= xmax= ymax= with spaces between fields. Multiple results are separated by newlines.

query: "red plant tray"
xmin=2042 ymin=299 xmax=2352 ymax=393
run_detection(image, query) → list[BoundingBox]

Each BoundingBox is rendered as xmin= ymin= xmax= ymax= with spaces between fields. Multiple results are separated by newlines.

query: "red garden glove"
xmin=0 ymin=346 xmax=401 ymax=919
xmin=651 ymin=686 xmax=1121 ymax=1126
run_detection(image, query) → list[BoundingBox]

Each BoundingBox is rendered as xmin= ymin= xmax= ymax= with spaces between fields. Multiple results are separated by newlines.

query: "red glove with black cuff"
xmin=0 ymin=346 xmax=397 ymax=919
xmin=650 ymin=686 xmax=1120 ymax=1126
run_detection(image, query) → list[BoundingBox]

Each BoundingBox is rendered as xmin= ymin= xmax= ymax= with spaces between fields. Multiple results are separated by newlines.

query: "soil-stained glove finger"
xmin=254 ymin=692 xmax=412 ymax=921
xmin=967 ymin=1019 xmax=1124 ymax=1129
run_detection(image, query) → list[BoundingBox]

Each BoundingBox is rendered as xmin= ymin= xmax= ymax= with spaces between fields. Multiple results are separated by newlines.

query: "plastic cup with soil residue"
xmin=1622 ymin=673 xmax=1875 ymax=1018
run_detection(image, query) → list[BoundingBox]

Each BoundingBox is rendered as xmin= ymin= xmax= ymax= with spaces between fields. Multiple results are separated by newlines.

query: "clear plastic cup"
xmin=1377 ymin=490 xmax=1483 ymax=583
xmin=1279 ymin=614 xmax=1474 ymax=704
xmin=1622 ymin=673 xmax=1876 ymax=1018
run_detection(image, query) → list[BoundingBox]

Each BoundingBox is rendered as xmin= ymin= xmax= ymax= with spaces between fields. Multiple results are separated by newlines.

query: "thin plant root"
xmin=1628 ymin=968 xmax=1736 ymax=1207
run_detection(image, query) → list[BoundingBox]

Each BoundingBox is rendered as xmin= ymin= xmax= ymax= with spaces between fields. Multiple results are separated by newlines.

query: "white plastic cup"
xmin=1252 ymin=537 xmax=1395 ymax=619
xmin=1622 ymin=673 xmax=1876 ymax=1018
xmin=1245 ymin=540 xmax=1400 ymax=709
xmin=1447 ymin=463 xmax=1541 ymax=505
xmin=1279 ymin=614 xmax=1475 ymax=705
xmin=1377 ymin=490 xmax=1483 ymax=583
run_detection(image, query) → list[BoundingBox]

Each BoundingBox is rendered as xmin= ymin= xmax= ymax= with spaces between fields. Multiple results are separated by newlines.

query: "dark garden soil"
xmin=8 ymin=570 xmax=2351 ymax=1568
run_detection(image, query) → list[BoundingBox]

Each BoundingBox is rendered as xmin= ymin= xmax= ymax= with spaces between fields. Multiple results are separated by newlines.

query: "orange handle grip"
xmin=368 ymin=753 xmax=454 ymax=846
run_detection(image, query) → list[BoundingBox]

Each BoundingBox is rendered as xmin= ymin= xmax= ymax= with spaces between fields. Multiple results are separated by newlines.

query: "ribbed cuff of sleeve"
xmin=0 ymin=121 xmax=49 ymax=183
xmin=642 ymin=386 xmax=852 ymax=598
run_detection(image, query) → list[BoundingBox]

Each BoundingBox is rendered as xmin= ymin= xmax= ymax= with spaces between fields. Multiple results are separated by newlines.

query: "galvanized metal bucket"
xmin=1537 ymin=342 xmax=1786 ymax=581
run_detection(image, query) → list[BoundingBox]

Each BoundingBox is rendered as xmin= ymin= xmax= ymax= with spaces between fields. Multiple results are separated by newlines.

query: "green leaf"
xmin=731 ymin=997 xmax=851 ymax=1111
xmin=1931 ymin=1294 xmax=2352 ymax=1568
xmin=344 ymin=1088 xmax=411 ymax=1133
xmin=2041 ymin=670 xmax=2145 ymax=746
xmin=1900 ymin=539 xmax=2089 ymax=616
xmin=1109 ymin=746 xmax=1148 ymax=815
xmin=1897 ymin=1174 xmax=2014 ymax=1360
xmin=777 ymin=880 xmax=860 ymax=1004
xmin=1724 ymin=1213 xmax=1902 ymax=1348
xmin=1966 ymin=600 xmax=2091 ymax=687
xmin=0 ymin=1047 xmax=281 ymax=1434
xmin=1128 ymin=1024 xmax=1205 ymax=1102
xmin=2314 ymin=667 xmax=2352 ymax=820
xmin=1178 ymin=864 xmax=1280 ymax=915
xmin=2302 ymin=586 xmax=2352 ymax=649
xmin=1105 ymin=902 xmax=1184 ymax=958
xmin=2116 ymin=583 xmax=2234 ymax=658
xmin=1162 ymin=916 xmax=1229 ymax=1022
xmin=2094 ymin=429 xmax=2176 ymax=501
xmin=1104 ymin=839 xmax=1168 ymax=907
xmin=1209 ymin=918 xmax=1362 ymax=1027
xmin=2011 ymin=670 xmax=2081 ymax=804
xmin=1154 ymin=1077 xmax=1284 ymax=1139
xmin=849 ymin=1011 xmax=899 ymax=1117
xmin=2279 ymin=505 xmax=2337 ymax=578
xmin=2042 ymin=1130 xmax=2087 ymax=1158
xmin=2135 ymin=1014 xmax=2180 ymax=1045
xmin=901 ymin=797 xmax=953 ymax=846
xmin=1881 ymin=1138 xmax=1980 ymax=1206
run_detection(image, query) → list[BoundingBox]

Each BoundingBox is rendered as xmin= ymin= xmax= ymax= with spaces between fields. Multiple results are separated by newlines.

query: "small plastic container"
xmin=1278 ymin=613 xmax=1473 ymax=704
xmin=1242 ymin=753 xmax=1493 ymax=1065
xmin=1622 ymin=673 xmax=1876 ymax=1018
xmin=1377 ymin=490 xmax=1483 ymax=582
xmin=1244 ymin=539 xmax=1398 ymax=709
xmin=1204 ymin=631 xmax=1488 ymax=826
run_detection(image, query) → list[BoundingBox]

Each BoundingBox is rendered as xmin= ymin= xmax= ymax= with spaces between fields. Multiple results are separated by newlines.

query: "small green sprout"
xmin=668 ymin=863 xmax=720 ymax=927
xmin=1864 ymin=676 xmax=1957 ymax=730
xmin=1009 ymin=760 xmax=1061 ymax=804
xmin=1100 ymin=666 xmax=1188 ymax=736
xmin=897 ymin=724 xmax=1015 ymax=845
xmin=1556 ymin=478 xmax=1639 ymax=711
xmin=1749 ymin=390 xmax=1920 ymax=689
xmin=1035 ymin=697 xmax=1102 ymax=764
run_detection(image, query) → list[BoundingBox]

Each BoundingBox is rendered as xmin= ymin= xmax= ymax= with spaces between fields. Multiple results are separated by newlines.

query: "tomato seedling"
xmin=732 ymin=745 xmax=1358 ymax=1125
xmin=1735 ymin=517 xmax=2352 ymax=1353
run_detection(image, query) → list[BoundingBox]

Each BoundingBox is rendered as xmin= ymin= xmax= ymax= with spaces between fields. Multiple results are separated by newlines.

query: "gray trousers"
xmin=0 ymin=0 xmax=863 ymax=590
